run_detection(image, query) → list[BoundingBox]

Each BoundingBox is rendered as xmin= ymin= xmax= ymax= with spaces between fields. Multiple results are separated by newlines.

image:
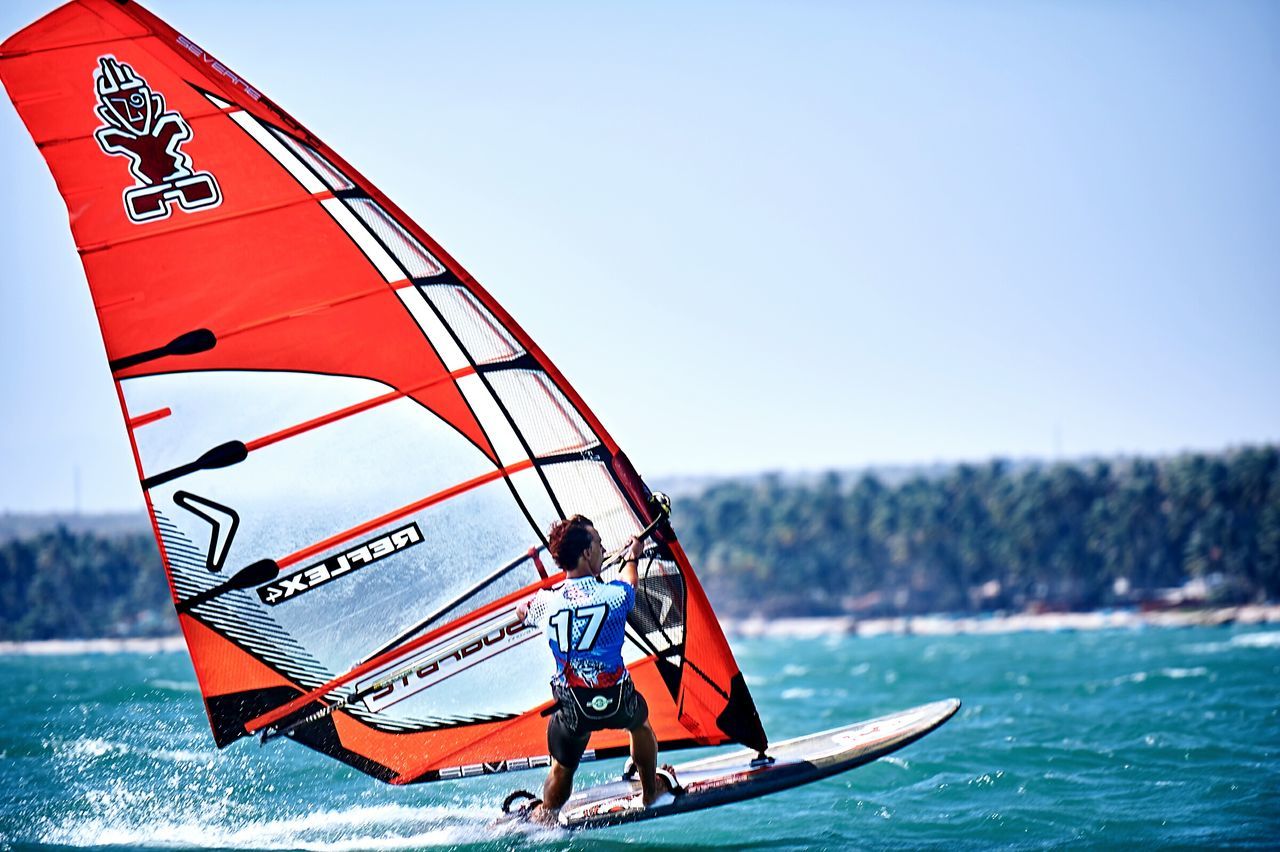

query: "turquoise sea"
xmin=1 ymin=625 xmax=1277 ymax=850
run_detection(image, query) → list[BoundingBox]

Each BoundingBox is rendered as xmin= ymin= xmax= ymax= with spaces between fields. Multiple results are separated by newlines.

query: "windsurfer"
xmin=515 ymin=515 xmax=679 ymax=824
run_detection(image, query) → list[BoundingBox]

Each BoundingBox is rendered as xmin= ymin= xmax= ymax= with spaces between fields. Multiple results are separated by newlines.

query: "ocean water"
xmin=1 ymin=625 xmax=1277 ymax=851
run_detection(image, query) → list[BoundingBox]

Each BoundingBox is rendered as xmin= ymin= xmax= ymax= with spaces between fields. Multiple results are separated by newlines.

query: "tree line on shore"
xmin=680 ymin=446 xmax=1279 ymax=617
xmin=0 ymin=446 xmax=1276 ymax=639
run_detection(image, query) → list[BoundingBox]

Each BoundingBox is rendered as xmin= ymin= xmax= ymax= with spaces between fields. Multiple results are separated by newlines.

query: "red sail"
xmin=1 ymin=0 xmax=766 ymax=783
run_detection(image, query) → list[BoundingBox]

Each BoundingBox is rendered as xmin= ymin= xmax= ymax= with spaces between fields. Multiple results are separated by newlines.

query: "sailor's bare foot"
xmin=527 ymin=803 xmax=560 ymax=826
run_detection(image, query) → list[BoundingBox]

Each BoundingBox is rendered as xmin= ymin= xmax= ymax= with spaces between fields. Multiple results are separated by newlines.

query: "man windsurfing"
xmin=514 ymin=515 xmax=681 ymax=824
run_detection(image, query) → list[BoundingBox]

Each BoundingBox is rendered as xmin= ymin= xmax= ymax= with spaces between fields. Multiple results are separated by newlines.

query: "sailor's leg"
xmin=628 ymin=719 xmax=660 ymax=805
xmin=538 ymin=758 xmax=575 ymax=813
xmin=531 ymin=709 xmax=589 ymax=823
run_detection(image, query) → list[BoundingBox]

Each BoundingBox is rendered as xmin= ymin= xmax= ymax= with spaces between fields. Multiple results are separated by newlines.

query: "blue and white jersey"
xmin=526 ymin=576 xmax=634 ymax=687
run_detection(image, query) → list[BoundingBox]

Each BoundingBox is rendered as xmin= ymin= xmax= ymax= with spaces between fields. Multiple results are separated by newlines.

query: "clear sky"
xmin=1 ymin=0 xmax=1277 ymax=512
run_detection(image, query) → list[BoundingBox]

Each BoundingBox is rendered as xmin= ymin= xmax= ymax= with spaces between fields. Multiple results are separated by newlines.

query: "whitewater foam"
xmin=39 ymin=801 xmax=502 ymax=850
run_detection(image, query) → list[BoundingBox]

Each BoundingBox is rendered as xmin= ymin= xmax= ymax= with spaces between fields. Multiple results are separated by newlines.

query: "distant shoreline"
xmin=0 ymin=636 xmax=187 ymax=656
xmin=2 ymin=606 xmax=1278 ymax=655
xmin=723 ymin=604 xmax=1280 ymax=639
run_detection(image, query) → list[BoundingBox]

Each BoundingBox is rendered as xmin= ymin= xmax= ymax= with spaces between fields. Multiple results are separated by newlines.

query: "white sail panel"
xmin=348 ymin=199 xmax=445 ymax=279
xmin=541 ymin=461 xmax=641 ymax=550
xmin=507 ymin=466 xmax=560 ymax=535
xmin=122 ymin=370 xmax=390 ymax=478
xmin=424 ymin=285 xmax=524 ymax=365
xmin=488 ymin=370 xmax=598 ymax=458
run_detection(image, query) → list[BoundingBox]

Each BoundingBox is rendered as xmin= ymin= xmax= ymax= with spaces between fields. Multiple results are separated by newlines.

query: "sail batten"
xmin=2 ymin=0 xmax=768 ymax=782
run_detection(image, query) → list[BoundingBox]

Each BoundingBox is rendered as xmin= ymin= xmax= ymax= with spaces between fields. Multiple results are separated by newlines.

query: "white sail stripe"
xmin=507 ymin=467 xmax=560 ymax=538
xmin=267 ymin=127 xmax=355 ymax=191
xmin=320 ymin=197 xmax=405 ymax=283
xmin=202 ymin=92 xmax=232 ymax=110
xmin=456 ymin=374 xmax=527 ymax=467
xmin=396 ymin=287 xmax=469 ymax=371
xmin=227 ymin=110 xmax=327 ymax=194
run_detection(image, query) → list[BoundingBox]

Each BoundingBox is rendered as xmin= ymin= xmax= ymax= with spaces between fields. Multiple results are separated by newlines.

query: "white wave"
xmin=1111 ymin=671 xmax=1148 ymax=685
xmin=780 ymin=687 xmax=815 ymax=700
xmin=53 ymin=736 xmax=210 ymax=767
xmin=1111 ymin=666 xmax=1209 ymax=686
xmin=781 ymin=663 xmax=809 ymax=677
xmin=1232 ymin=631 xmax=1280 ymax=649
xmin=1186 ymin=630 xmax=1280 ymax=654
xmin=146 ymin=747 xmax=209 ymax=763
xmin=149 ymin=678 xmax=200 ymax=693
xmin=58 ymin=737 xmax=131 ymax=759
xmin=40 ymin=801 xmax=504 ymax=850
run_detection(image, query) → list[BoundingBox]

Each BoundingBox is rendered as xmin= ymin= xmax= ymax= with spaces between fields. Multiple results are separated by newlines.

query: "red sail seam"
xmin=0 ymin=32 xmax=147 ymax=61
xmin=243 ymin=366 xmax=477 ymax=452
xmin=93 ymin=294 xmax=139 ymax=311
xmin=276 ymin=458 xmax=535 ymax=571
xmin=244 ymin=563 xmax=566 ymax=734
xmin=77 ymin=190 xmax=333 ymax=255
xmin=127 ymin=407 xmax=171 ymax=429
xmin=217 ymin=284 xmax=387 ymax=339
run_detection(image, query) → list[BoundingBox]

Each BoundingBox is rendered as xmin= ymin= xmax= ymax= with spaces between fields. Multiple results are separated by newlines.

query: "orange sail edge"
xmin=177 ymin=614 xmax=311 ymax=750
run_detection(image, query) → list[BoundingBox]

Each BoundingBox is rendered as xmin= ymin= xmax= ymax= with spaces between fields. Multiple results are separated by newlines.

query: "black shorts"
xmin=547 ymin=677 xmax=649 ymax=769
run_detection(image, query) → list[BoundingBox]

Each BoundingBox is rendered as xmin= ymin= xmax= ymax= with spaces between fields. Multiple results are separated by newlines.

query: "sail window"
xmin=267 ymin=126 xmax=355 ymax=191
xmin=425 ymin=286 xmax=524 ymax=365
xmin=541 ymin=460 xmax=640 ymax=550
xmin=487 ymin=371 xmax=597 ymax=459
xmin=507 ymin=466 xmax=560 ymax=534
xmin=347 ymin=199 xmax=446 ymax=279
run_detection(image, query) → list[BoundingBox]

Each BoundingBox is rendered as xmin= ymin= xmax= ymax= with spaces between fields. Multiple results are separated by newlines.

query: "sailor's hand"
xmin=626 ymin=536 xmax=644 ymax=561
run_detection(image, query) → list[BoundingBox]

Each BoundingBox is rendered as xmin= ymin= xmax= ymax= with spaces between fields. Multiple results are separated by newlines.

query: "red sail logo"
xmin=92 ymin=55 xmax=222 ymax=223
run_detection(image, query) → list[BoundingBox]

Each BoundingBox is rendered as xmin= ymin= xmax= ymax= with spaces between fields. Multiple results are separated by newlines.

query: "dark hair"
xmin=549 ymin=514 xmax=594 ymax=569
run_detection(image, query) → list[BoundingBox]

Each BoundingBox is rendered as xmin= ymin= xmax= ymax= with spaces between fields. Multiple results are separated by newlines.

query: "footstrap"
xmin=656 ymin=767 xmax=685 ymax=797
xmin=501 ymin=789 xmax=542 ymax=816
